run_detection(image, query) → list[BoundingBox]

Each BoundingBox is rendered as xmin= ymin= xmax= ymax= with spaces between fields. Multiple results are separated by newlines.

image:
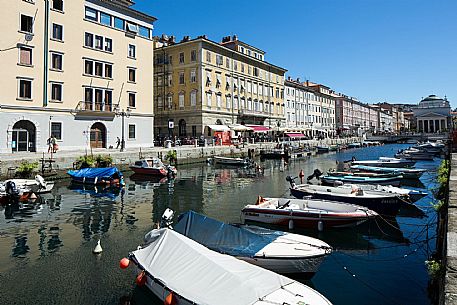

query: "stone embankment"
xmin=446 ymin=154 xmax=457 ymax=304
xmin=0 ymin=137 xmax=362 ymax=180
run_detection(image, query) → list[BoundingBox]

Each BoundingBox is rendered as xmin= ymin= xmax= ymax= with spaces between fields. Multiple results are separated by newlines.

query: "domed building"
xmin=413 ymin=95 xmax=451 ymax=133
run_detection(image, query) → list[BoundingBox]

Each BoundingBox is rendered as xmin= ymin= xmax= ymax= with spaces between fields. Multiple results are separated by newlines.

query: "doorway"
xmin=12 ymin=120 xmax=36 ymax=152
xmin=90 ymin=123 xmax=106 ymax=148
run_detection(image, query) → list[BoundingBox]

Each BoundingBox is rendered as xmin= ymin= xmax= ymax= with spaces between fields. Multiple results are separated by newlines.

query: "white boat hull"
xmin=240 ymin=254 xmax=326 ymax=276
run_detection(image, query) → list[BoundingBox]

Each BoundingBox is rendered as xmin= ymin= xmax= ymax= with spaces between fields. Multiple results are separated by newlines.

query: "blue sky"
xmin=133 ymin=0 xmax=456 ymax=107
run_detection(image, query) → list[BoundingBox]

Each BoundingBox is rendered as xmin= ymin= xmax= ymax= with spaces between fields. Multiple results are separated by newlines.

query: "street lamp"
xmin=114 ymin=106 xmax=131 ymax=152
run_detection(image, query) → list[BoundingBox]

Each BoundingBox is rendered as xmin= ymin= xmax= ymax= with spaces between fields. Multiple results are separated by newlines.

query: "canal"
xmin=0 ymin=144 xmax=440 ymax=305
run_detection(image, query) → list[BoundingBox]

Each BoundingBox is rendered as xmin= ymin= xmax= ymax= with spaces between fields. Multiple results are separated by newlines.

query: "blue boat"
xmin=350 ymin=165 xmax=426 ymax=179
xmin=67 ymin=167 xmax=124 ymax=185
xmin=172 ymin=210 xmax=331 ymax=277
xmin=320 ymin=174 xmax=403 ymax=186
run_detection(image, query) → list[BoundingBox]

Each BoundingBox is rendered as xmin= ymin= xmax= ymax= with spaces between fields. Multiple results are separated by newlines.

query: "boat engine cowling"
xmin=160 ymin=208 xmax=174 ymax=229
xmin=285 ymin=176 xmax=296 ymax=188
xmin=5 ymin=181 xmax=19 ymax=196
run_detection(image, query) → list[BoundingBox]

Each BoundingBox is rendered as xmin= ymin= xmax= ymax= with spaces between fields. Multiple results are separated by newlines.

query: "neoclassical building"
xmin=0 ymin=0 xmax=156 ymax=153
xmin=413 ymin=95 xmax=451 ymax=133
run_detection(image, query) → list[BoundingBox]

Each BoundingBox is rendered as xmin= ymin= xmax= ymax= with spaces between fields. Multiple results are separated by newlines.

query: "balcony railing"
xmin=75 ymin=101 xmax=115 ymax=118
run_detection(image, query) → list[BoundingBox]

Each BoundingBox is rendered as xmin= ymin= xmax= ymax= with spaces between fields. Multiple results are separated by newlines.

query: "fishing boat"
xmin=124 ymin=228 xmax=333 ymax=305
xmin=316 ymin=146 xmax=330 ymax=153
xmin=213 ymin=156 xmax=251 ymax=166
xmin=352 ymin=158 xmax=415 ymax=168
xmin=129 ymin=158 xmax=177 ymax=176
xmin=350 ymin=165 xmax=426 ymax=179
xmin=166 ymin=210 xmax=332 ymax=277
xmin=242 ymin=197 xmax=377 ymax=229
xmin=288 ymin=183 xmax=409 ymax=216
xmin=67 ymin=167 xmax=124 ymax=185
xmin=320 ymin=174 xmax=403 ymax=187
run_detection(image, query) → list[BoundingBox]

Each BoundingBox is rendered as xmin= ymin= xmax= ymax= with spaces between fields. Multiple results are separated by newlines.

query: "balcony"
xmin=74 ymin=101 xmax=115 ymax=119
xmin=238 ymin=108 xmax=270 ymax=118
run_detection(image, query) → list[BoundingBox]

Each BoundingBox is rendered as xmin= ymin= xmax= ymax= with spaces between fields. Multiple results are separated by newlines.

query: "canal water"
xmin=0 ymin=144 xmax=440 ymax=305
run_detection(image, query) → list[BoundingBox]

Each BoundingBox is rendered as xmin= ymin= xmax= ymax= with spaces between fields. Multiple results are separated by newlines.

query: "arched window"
xmin=178 ymin=91 xmax=185 ymax=109
xmin=179 ymin=119 xmax=186 ymax=137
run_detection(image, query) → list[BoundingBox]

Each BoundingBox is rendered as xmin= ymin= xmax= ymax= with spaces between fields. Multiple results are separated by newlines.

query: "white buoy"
xmin=318 ymin=220 xmax=324 ymax=232
xmin=288 ymin=219 xmax=294 ymax=230
xmin=93 ymin=240 xmax=103 ymax=254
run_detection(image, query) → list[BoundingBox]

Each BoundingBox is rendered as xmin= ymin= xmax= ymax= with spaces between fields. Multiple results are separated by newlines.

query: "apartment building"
xmin=153 ymin=35 xmax=287 ymax=138
xmin=303 ymin=82 xmax=336 ymax=137
xmin=284 ymin=78 xmax=313 ymax=133
xmin=0 ymin=0 xmax=156 ymax=153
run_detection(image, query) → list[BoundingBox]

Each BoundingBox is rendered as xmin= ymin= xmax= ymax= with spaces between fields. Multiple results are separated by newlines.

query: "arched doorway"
xmin=12 ymin=120 xmax=36 ymax=152
xmin=90 ymin=123 xmax=106 ymax=148
xmin=178 ymin=119 xmax=186 ymax=137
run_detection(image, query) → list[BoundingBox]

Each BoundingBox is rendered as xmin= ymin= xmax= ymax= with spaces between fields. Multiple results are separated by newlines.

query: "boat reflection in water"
xmin=68 ymin=183 xmax=122 ymax=200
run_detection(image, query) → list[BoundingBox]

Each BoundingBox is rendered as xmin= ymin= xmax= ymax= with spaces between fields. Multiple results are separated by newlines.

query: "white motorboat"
xmin=352 ymin=157 xmax=415 ymax=168
xmin=0 ymin=175 xmax=54 ymax=195
xmin=213 ymin=156 xmax=250 ymax=166
xmin=337 ymin=184 xmax=428 ymax=202
xmin=125 ymin=228 xmax=333 ymax=305
xmin=242 ymin=197 xmax=377 ymax=229
xmin=168 ymin=210 xmax=331 ymax=277
xmin=395 ymin=148 xmax=434 ymax=160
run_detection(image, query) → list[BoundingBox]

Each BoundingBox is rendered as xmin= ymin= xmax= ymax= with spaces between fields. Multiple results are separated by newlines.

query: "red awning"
xmin=285 ymin=133 xmax=306 ymax=138
xmin=246 ymin=125 xmax=271 ymax=133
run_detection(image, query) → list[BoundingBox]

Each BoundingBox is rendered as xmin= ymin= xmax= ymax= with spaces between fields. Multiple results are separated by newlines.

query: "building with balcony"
xmin=0 ymin=0 xmax=156 ymax=153
xmin=153 ymin=35 xmax=287 ymax=139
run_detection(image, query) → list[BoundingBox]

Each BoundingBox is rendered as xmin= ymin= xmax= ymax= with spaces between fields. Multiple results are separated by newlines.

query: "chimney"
xmin=169 ymin=36 xmax=175 ymax=44
xmin=287 ymin=76 xmax=291 ymax=81
xmin=161 ymin=34 xmax=169 ymax=42
xmin=233 ymin=35 xmax=238 ymax=41
xmin=296 ymin=77 xmax=300 ymax=82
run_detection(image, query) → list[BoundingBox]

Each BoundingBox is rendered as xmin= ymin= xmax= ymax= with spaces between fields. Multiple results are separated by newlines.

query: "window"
xmin=241 ymin=64 xmax=244 ymax=73
xmin=51 ymin=83 xmax=62 ymax=101
xmin=226 ymin=96 xmax=231 ymax=109
xmin=128 ymin=68 xmax=136 ymax=82
xmin=192 ymin=125 xmax=197 ymax=137
xmin=128 ymin=92 xmax=136 ymax=107
xmin=253 ymin=67 xmax=259 ymax=77
xmin=51 ymin=122 xmax=62 ymax=140
xmin=94 ymin=62 xmax=103 ymax=76
xmin=190 ymin=90 xmax=197 ymax=106
xmin=95 ymin=35 xmax=103 ymax=50
xmin=205 ymin=71 xmax=211 ymax=86
xmin=51 ymin=53 xmax=62 ymax=70
xmin=167 ymin=74 xmax=172 ymax=86
xmin=178 ymin=92 xmax=184 ymax=108
xmin=234 ymin=97 xmax=238 ymax=109
xmin=179 ymin=71 xmax=184 ymax=84
xmin=216 ymin=95 xmax=221 ymax=108
xmin=128 ymin=44 xmax=136 ymax=58
xmin=190 ymin=70 xmax=196 ymax=83
xmin=179 ymin=52 xmax=184 ymax=64
xmin=104 ymin=64 xmax=112 ymax=78
xmin=20 ymin=14 xmax=33 ymax=33
xmin=19 ymin=47 xmax=32 ymax=66
xmin=100 ymin=12 xmax=111 ymax=26
xmin=191 ymin=50 xmax=197 ymax=62
xmin=157 ymin=96 xmax=163 ymax=108
xmin=234 ymin=61 xmax=237 ymax=71
xmin=85 ymin=32 xmax=93 ymax=47
xmin=206 ymin=51 xmax=211 ymax=63
xmin=18 ymin=79 xmax=32 ymax=99
xmin=85 ymin=59 xmax=93 ymax=74
xmin=52 ymin=24 xmax=63 ymax=41
xmin=139 ymin=26 xmax=150 ymax=38
xmin=128 ymin=124 xmax=136 ymax=139
xmin=114 ymin=17 xmax=124 ymax=30
xmin=206 ymin=92 xmax=212 ymax=107
xmin=216 ymin=74 xmax=221 ymax=88
xmin=105 ymin=38 xmax=112 ymax=52
xmin=52 ymin=0 xmax=64 ymax=11
xmin=226 ymin=58 xmax=230 ymax=68
xmin=167 ymin=94 xmax=173 ymax=109
xmin=85 ymin=7 xmax=98 ymax=21
xmin=216 ymin=54 xmax=223 ymax=66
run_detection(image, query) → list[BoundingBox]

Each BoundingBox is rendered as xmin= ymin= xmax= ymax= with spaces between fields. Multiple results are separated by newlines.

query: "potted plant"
xmin=16 ymin=161 xmax=38 ymax=178
xmin=164 ymin=150 xmax=177 ymax=165
xmin=76 ymin=155 xmax=96 ymax=169
xmin=95 ymin=154 xmax=113 ymax=167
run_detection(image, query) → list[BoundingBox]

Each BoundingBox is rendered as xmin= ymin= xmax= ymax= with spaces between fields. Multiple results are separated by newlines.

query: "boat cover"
xmin=132 ymin=228 xmax=294 ymax=305
xmin=173 ymin=211 xmax=284 ymax=257
xmin=67 ymin=167 xmax=122 ymax=180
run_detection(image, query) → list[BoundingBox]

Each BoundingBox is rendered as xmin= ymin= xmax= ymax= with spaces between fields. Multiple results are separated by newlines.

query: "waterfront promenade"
xmin=0 ymin=137 xmax=362 ymax=178
xmin=446 ymin=153 xmax=457 ymax=304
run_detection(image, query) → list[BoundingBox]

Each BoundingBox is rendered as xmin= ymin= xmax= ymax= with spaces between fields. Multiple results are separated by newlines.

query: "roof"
xmin=416 ymin=112 xmax=449 ymax=118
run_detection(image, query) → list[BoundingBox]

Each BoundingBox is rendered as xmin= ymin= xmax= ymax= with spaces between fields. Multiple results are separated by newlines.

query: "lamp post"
xmin=115 ymin=106 xmax=131 ymax=152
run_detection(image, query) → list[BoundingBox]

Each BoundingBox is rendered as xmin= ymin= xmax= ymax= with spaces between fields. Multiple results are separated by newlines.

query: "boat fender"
xmin=288 ymin=219 xmax=294 ymax=230
xmin=164 ymin=292 xmax=176 ymax=305
xmin=136 ymin=270 xmax=147 ymax=286
xmin=94 ymin=177 xmax=98 ymax=185
xmin=119 ymin=257 xmax=130 ymax=269
xmin=93 ymin=240 xmax=103 ymax=254
xmin=318 ymin=220 xmax=324 ymax=232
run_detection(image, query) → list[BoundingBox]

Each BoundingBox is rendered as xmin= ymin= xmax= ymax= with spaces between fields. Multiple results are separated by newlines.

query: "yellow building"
xmin=0 ymin=0 xmax=156 ymax=153
xmin=153 ymin=35 xmax=287 ymax=139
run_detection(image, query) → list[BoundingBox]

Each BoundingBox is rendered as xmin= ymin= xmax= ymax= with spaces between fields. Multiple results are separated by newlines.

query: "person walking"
xmin=116 ymin=137 xmax=121 ymax=149
xmin=47 ymin=136 xmax=53 ymax=153
xmin=51 ymin=135 xmax=58 ymax=153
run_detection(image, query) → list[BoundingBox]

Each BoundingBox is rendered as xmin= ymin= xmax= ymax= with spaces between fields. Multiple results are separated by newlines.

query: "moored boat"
xmin=0 ymin=175 xmax=54 ymax=195
xmin=242 ymin=197 xmax=377 ymax=229
xmin=338 ymin=184 xmax=428 ymax=203
xmin=213 ymin=156 xmax=250 ymax=166
xmin=316 ymin=146 xmax=330 ymax=153
xmin=326 ymin=170 xmax=401 ymax=178
xmin=288 ymin=183 xmax=410 ymax=216
xmin=320 ymin=174 xmax=403 ymax=187
xmin=129 ymin=158 xmax=177 ymax=176
xmin=395 ymin=148 xmax=434 ymax=160
xmin=352 ymin=158 xmax=415 ymax=168
xmin=125 ymin=228 xmax=333 ymax=305
xmin=350 ymin=165 xmax=426 ymax=179
xmin=170 ymin=210 xmax=332 ymax=277
xmin=67 ymin=167 xmax=124 ymax=185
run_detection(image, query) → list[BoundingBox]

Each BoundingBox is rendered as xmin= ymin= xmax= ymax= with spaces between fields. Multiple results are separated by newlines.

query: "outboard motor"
xmin=166 ymin=165 xmax=175 ymax=178
xmin=285 ymin=176 xmax=296 ymax=188
xmin=307 ymin=169 xmax=323 ymax=181
xmin=5 ymin=181 xmax=19 ymax=205
xmin=160 ymin=208 xmax=174 ymax=229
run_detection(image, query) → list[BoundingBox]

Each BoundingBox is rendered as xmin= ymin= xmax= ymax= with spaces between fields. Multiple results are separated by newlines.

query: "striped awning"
xmin=285 ymin=133 xmax=306 ymax=138
xmin=246 ymin=125 xmax=271 ymax=133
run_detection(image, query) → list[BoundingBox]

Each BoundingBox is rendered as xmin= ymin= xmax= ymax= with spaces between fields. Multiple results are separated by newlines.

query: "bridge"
xmin=366 ymin=132 xmax=449 ymax=143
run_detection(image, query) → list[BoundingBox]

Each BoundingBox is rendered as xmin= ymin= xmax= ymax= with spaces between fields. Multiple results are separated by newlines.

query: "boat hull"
xmin=321 ymin=176 xmax=402 ymax=187
xmin=213 ymin=157 xmax=247 ymax=166
xmin=130 ymin=166 xmax=167 ymax=176
xmin=352 ymin=161 xmax=415 ymax=168
xmin=290 ymin=188 xmax=402 ymax=216
xmin=242 ymin=208 xmax=370 ymax=229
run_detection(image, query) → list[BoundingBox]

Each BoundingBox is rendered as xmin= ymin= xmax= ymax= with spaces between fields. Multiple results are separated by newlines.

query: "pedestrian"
xmin=299 ymin=169 xmax=305 ymax=184
xmin=116 ymin=137 xmax=121 ymax=149
xmin=51 ymin=135 xmax=58 ymax=153
xmin=47 ymin=136 xmax=53 ymax=153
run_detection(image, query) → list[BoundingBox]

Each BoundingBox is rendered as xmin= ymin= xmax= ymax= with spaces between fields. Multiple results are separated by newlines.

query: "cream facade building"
xmin=153 ymin=35 xmax=287 ymax=139
xmin=0 ymin=0 xmax=155 ymax=153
